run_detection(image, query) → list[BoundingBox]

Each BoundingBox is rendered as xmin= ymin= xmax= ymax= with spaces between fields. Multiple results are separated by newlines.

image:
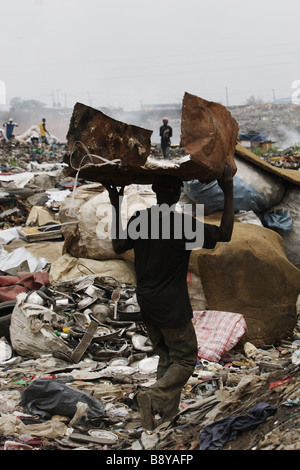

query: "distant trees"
xmin=10 ymin=97 xmax=46 ymax=112
xmin=246 ymin=95 xmax=264 ymax=106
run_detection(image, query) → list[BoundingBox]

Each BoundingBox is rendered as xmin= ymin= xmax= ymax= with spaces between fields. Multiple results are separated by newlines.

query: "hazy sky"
xmin=1 ymin=0 xmax=300 ymax=110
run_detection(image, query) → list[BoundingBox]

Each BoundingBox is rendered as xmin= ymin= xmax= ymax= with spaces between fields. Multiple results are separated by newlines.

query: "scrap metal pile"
xmin=10 ymin=275 xmax=148 ymax=364
xmin=0 ymin=284 xmax=300 ymax=451
xmin=266 ymin=146 xmax=300 ymax=170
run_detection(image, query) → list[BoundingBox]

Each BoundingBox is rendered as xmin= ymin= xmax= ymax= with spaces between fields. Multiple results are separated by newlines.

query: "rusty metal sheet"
xmin=181 ymin=92 xmax=238 ymax=181
xmin=64 ymin=102 xmax=152 ymax=181
xmin=64 ymin=95 xmax=238 ymax=185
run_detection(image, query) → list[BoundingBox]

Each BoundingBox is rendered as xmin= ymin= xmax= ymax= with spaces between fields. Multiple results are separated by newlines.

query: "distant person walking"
xmin=40 ymin=118 xmax=50 ymax=147
xmin=159 ymin=117 xmax=172 ymax=159
xmin=3 ymin=118 xmax=18 ymax=140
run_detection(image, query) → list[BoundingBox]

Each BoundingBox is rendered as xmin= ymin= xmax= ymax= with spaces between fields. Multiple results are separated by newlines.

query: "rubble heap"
xmin=0 ymin=284 xmax=299 ymax=451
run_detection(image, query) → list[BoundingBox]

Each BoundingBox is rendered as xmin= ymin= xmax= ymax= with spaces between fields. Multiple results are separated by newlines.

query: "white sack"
xmin=9 ymin=293 xmax=73 ymax=358
xmin=49 ymin=253 xmax=136 ymax=285
xmin=273 ymin=187 xmax=300 ymax=268
xmin=59 ymin=184 xmax=152 ymax=260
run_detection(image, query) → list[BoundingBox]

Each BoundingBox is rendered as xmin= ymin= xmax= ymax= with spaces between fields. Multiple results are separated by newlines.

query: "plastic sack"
xmin=0 ymin=246 xmax=48 ymax=274
xmin=184 ymin=176 xmax=268 ymax=214
xmin=271 ymin=187 xmax=300 ymax=268
xmin=21 ymin=378 xmax=105 ymax=422
xmin=183 ymin=156 xmax=285 ymax=216
xmin=49 ymin=253 xmax=136 ymax=285
xmin=9 ymin=293 xmax=73 ymax=358
xmin=262 ymin=209 xmax=292 ymax=232
xmin=59 ymin=184 xmax=151 ymax=260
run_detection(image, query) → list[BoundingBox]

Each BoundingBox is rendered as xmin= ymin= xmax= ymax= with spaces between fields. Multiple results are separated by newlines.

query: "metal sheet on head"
xmin=64 ymin=95 xmax=238 ymax=184
xmin=66 ymin=101 xmax=152 ymax=165
xmin=181 ymin=92 xmax=238 ymax=181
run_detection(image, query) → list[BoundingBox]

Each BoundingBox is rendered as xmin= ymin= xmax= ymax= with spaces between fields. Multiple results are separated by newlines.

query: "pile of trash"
xmin=0 ymin=138 xmax=66 ymax=171
xmin=0 ymin=142 xmax=74 ymax=232
xmin=150 ymin=143 xmax=189 ymax=160
xmin=0 ymin=186 xmax=299 ymax=451
xmin=0 ymin=102 xmax=300 ymax=451
xmin=265 ymin=145 xmax=300 ymax=170
xmin=0 ymin=282 xmax=299 ymax=450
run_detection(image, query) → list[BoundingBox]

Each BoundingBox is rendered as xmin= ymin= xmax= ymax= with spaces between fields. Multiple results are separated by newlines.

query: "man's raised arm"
xmin=104 ymin=184 xmax=131 ymax=254
xmin=216 ymin=162 xmax=234 ymax=242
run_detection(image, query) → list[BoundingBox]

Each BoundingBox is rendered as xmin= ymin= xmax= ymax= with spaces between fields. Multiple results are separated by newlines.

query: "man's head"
xmin=9 ymin=118 xmax=13 ymax=122
xmin=162 ymin=117 xmax=169 ymax=125
xmin=152 ymin=175 xmax=182 ymax=206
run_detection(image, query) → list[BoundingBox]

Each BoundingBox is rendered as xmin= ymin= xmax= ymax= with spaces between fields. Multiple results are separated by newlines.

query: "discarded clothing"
xmin=199 ymin=402 xmax=277 ymax=450
xmin=192 ymin=310 xmax=247 ymax=362
xmin=21 ymin=378 xmax=106 ymax=423
xmin=0 ymin=272 xmax=49 ymax=302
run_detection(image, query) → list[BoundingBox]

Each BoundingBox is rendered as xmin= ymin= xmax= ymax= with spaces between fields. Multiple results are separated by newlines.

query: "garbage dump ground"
xmin=0 ymin=121 xmax=300 ymax=455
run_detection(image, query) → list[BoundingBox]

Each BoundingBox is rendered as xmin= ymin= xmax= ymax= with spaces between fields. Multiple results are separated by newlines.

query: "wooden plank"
xmin=235 ymin=143 xmax=300 ymax=186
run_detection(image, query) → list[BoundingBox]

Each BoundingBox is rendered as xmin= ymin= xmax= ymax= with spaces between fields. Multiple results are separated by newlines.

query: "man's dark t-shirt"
xmin=160 ymin=125 xmax=172 ymax=148
xmin=117 ymin=208 xmax=218 ymax=329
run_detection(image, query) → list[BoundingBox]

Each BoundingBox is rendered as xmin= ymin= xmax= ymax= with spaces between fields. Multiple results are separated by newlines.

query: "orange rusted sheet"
xmin=64 ymin=94 xmax=238 ymax=185
xmin=181 ymin=92 xmax=238 ymax=181
xmin=64 ymin=102 xmax=152 ymax=180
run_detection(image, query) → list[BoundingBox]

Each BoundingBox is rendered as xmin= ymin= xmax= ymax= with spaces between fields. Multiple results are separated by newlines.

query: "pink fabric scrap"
xmin=192 ymin=310 xmax=247 ymax=363
xmin=0 ymin=272 xmax=49 ymax=302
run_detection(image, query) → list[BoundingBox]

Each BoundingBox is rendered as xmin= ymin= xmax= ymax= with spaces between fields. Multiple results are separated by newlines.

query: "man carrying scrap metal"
xmin=105 ymin=163 xmax=234 ymax=430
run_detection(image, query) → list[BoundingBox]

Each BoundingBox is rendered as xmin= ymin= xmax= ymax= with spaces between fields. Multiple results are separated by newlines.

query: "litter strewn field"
xmin=0 ymin=106 xmax=300 ymax=453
